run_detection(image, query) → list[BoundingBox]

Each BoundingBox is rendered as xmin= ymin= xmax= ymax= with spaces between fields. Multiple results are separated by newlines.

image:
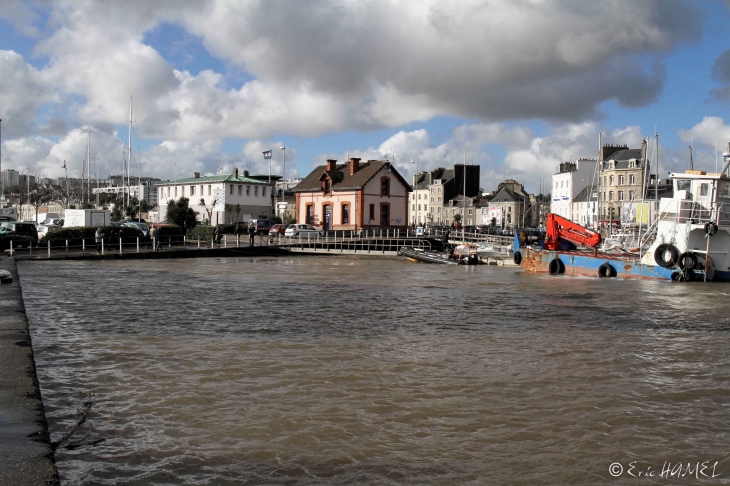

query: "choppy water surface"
xmin=19 ymin=256 xmax=730 ymax=484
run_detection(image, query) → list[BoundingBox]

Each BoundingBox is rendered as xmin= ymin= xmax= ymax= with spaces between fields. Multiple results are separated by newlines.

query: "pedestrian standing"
xmin=149 ymin=225 xmax=157 ymax=251
xmin=234 ymin=223 xmax=240 ymax=245
xmin=248 ymin=222 xmax=256 ymax=247
xmin=95 ymin=227 xmax=103 ymax=253
xmin=214 ymin=225 xmax=222 ymax=246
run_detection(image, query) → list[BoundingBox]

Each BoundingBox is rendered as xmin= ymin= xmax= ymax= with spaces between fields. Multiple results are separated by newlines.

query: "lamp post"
xmin=279 ymin=146 xmax=285 ymax=220
xmin=411 ymin=160 xmax=418 ymax=229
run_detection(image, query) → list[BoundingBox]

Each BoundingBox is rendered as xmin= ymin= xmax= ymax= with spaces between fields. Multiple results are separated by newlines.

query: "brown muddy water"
xmin=17 ymin=256 xmax=730 ymax=485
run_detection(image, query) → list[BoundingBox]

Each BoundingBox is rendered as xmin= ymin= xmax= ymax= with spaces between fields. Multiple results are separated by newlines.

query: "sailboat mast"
xmin=128 ymin=97 xmax=132 ymax=208
xmin=87 ymin=128 xmax=91 ymax=205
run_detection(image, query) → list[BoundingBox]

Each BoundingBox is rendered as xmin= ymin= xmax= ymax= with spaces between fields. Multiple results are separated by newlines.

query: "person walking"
xmin=95 ymin=227 xmax=103 ymax=254
xmin=214 ymin=225 xmax=222 ymax=246
xmin=234 ymin=223 xmax=241 ymax=246
xmin=149 ymin=225 xmax=157 ymax=251
xmin=248 ymin=222 xmax=256 ymax=247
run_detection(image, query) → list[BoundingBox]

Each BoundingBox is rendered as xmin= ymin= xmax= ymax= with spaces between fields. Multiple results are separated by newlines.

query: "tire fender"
xmin=513 ymin=251 xmax=522 ymax=265
xmin=654 ymin=243 xmax=679 ymax=268
xmin=598 ymin=262 xmax=617 ymax=278
xmin=549 ymin=258 xmax=565 ymax=275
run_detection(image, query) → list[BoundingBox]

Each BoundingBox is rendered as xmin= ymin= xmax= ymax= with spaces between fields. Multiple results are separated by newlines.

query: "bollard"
xmin=66 ymin=240 xmax=68 ymax=253
xmin=9 ymin=240 xmax=12 ymax=257
xmin=183 ymin=236 xmax=186 ymax=249
xmin=224 ymin=234 xmax=227 ymax=248
xmin=119 ymin=237 xmax=123 ymax=254
xmin=137 ymin=237 xmax=140 ymax=253
xmin=102 ymin=238 xmax=104 ymax=254
xmin=198 ymin=236 xmax=200 ymax=249
xmin=168 ymin=237 xmax=171 ymax=248
xmin=82 ymin=238 xmax=85 ymax=252
xmin=48 ymin=240 xmax=51 ymax=258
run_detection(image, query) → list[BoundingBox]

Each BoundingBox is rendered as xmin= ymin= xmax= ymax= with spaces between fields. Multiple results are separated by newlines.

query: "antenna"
xmin=689 ymin=146 xmax=693 ymax=171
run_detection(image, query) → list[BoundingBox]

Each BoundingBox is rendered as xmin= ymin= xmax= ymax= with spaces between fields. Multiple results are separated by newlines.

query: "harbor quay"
xmin=0 ymin=257 xmax=58 ymax=486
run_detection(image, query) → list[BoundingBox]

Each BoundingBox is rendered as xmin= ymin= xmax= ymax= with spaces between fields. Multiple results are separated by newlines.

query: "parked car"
xmin=122 ymin=221 xmax=149 ymax=237
xmin=284 ymin=224 xmax=323 ymax=237
xmin=0 ymin=221 xmax=39 ymax=248
xmin=37 ymin=218 xmax=64 ymax=236
xmin=268 ymin=224 xmax=287 ymax=237
xmin=248 ymin=218 xmax=277 ymax=234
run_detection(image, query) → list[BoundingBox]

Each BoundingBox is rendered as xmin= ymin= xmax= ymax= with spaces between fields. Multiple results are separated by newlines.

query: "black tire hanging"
xmin=598 ymin=263 xmax=617 ymax=278
xmin=705 ymin=222 xmax=719 ymax=236
xmin=677 ymin=252 xmax=697 ymax=270
xmin=513 ymin=251 xmax=522 ymax=265
xmin=654 ymin=243 xmax=679 ymax=268
xmin=549 ymin=258 xmax=565 ymax=275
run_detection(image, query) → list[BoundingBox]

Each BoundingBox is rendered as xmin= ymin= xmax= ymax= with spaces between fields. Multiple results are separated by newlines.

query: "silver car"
xmin=284 ymin=224 xmax=322 ymax=237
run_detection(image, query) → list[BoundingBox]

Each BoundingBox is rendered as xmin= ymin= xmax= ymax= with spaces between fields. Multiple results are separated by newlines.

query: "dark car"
xmin=0 ymin=221 xmax=39 ymax=248
xmin=105 ymin=225 xmax=148 ymax=244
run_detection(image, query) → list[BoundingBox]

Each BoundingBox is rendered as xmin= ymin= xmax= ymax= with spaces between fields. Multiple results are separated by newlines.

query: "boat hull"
xmin=517 ymin=246 xmax=677 ymax=280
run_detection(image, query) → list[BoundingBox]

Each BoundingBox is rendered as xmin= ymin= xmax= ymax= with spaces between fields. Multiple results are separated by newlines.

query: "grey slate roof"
xmin=573 ymin=185 xmax=598 ymax=203
xmin=293 ymin=160 xmax=410 ymax=193
xmin=602 ymin=148 xmax=644 ymax=169
xmin=489 ymin=186 xmax=526 ymax=203
xmin=158 ymin=174 xmax=269 ymax=185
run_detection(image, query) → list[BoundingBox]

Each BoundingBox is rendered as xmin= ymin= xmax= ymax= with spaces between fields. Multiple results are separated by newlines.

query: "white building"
xmin=551 ymin=159 xmax=597 ymax=222
xmin=157 ymin=168 xmax=274 ymax=225
xmin=571 ymin=185 xmax=599 ymax=229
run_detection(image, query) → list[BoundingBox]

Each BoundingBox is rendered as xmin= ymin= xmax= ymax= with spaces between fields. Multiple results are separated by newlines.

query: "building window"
xmin=254 ymin=186 xmax=258 ymax=196
xmin=418 ymin=204 xmax=421 ymax=211
xmin=229 ymin=184 xmax=233 ymax=195
xmin=208 ymin=185 xmax=211 ymax=195
xmin=609 ymin=176 xmax=614 ymax=186
xmin=468 ymin=209 xmax=472 ymax=215
xmin=190 ymin=186 xmax=195 ymax=196
xmin=619 ymin=175 xmax=625 ymax=185
xmin=424 ymin=204 xmax=428 ymax=211
xmin=603 ymin=176 xmax=607 ymax=186
xmin=618 ymin=191 xmax=624 ymax=201
xmin=555 ymin=181 xmax=558 ymax=189
xmin=700 ymin=183 xmax=709 ymax=197
xmin=324 ymin=179 xmax=331 ymax=194
xmin=381 ymin=178 xmax=390 ymax=196
xmin=629 ymin=190 xmax=634 ymax=200
xmin=263 ymin=187 xmax=267 ymax=197
xmin=306 ymin=204 xmax=314 ymax=224
xmin=438 ymin=197 xmax=441 ymax=203
xmin=342 ymin=204 xmax=349 ymax=224
xmin=629 ymin=175 xmax=635 ymax=185
xmin=431 ymin=197 xmax=434 ymax=203
xmin=238 ymin=185 xmax=242 ymax=196
xmin=609 ymin=191 xmax=614 ymax=201
xmin=246 ymin=186 xmax=250 ymax=196
xmin=412 ymin=204 xmax=416 ymax=211
xmin=369 ymin=204 xmax=375 ymax=221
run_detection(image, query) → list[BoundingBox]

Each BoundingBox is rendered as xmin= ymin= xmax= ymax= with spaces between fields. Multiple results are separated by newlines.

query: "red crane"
xmin=543 ymin=213 xmax=602 ymax=251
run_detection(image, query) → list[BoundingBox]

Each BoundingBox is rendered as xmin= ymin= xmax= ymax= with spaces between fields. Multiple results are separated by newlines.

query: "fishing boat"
xmin=513 ymin=148 xmax=730 ymax=282
xmin=399 ymin=243 xmax=481 ymax=265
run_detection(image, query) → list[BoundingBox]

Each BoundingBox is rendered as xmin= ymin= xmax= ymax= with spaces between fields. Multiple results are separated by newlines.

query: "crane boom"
xmin=544 ymin=213 xmax=601 ymax=250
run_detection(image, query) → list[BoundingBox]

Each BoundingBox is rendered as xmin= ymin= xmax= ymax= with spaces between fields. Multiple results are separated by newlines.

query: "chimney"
xmin=326 ymin=159 xmax=337 ymax=171
xmin=244 ymin=170 xmax=249 ymax=177
xmin=641 ymin=139 xmax=647 ymax=159
xmin=349 ymin=157 xmax=360 ymax=175
xmin=194 ymin=172 xmax=200 ymax=179
xmin=233 ymin=168 xmax=239 ymax=178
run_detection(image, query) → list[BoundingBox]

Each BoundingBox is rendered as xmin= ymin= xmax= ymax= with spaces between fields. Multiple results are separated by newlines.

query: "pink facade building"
xmin=293 ymin=158 xmax=411 ymax=230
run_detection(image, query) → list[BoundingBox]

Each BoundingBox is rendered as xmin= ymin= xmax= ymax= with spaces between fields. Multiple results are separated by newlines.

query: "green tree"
xmin=453 ymin=213 xmax=462 ymax=223
xmin=111 ymin=202 xmax=124 ymax=221
xmin=166 ymin=197 xmax=197 ymax=230
xmin=199 ymin=197 xmax=216 ymax=223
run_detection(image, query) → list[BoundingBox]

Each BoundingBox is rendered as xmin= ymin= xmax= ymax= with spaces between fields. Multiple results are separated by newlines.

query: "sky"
xmin=1 ymin=0 xmax=730 ymax=196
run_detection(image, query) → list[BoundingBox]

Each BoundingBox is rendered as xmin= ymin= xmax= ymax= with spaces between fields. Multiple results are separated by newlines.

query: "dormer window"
xmin=381 ymin=177 xmax=390 ymax=196
xmin=324 ymin=179 xmax=331 ymax=195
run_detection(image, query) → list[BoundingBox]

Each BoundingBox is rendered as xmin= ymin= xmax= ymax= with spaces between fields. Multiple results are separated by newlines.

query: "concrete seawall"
xmin=0 ymin=256 xmax=58 ymax=486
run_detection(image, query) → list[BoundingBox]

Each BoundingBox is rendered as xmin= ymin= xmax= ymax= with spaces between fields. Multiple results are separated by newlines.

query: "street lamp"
xmin=279 ymin=146 xmax=286 ymax=182
xmin=411 ymin=160 xmax=418 ymax=229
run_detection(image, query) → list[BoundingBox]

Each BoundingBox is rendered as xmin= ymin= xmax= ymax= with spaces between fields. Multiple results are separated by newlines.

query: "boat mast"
xmin=128 ymin=96 xmax=132 ymax=209
xmin=597 ymin=133 xmax=601 ymax=231
xmin=463 ymin=149 xmax=466 ymax=238
xmin=87 ymin=128 xmax=91 ymax=206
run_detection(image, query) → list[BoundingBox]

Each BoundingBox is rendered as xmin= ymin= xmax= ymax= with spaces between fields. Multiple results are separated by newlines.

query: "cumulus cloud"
xmin=0 ymin=50 xmax=55 ymax=137
xmin=1 ymin=0 xmax=703 ymax=143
